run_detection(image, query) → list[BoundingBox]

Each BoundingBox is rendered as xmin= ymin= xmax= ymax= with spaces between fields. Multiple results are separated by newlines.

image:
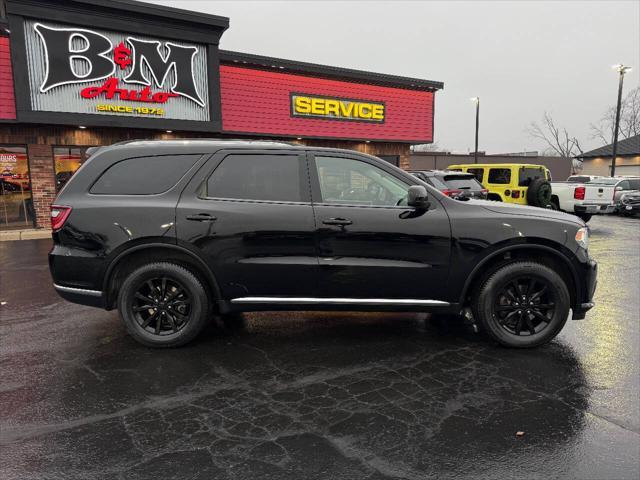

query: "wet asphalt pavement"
xmin=1 ymin=215 xmax=639 ymax=479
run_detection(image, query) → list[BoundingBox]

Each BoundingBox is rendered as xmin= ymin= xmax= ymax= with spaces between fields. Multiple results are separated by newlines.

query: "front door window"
xmin=0 ymin=146 xmax=34 ymax=230
xmin=315 ymin=156 xmax=408 ymax=207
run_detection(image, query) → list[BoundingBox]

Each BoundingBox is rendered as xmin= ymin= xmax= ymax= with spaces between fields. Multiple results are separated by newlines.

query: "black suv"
xmin=409 ymin=170 xmax=488 ymax=199
xmin=49 ymin=140 xmax=597 ymax=348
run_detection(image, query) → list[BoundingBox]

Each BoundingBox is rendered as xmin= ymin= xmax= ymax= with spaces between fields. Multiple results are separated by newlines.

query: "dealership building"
xmin=0 ymin=0 xmax=443 ymax=231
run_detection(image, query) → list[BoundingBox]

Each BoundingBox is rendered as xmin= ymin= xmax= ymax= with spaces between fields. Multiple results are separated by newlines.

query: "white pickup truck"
xmin=549 ymin=181 xmax=615 ymax=222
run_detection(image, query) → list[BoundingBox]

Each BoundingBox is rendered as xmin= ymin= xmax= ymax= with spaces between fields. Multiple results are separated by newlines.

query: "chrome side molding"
xmin=53 ymin=284 xmax=102 ymax=297
xmin=230 ymin=297 xmax=449 ymax=306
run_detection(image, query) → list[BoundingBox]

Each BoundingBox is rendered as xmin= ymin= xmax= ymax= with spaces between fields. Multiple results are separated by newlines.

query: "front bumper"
xmin=572 ymin=258 xmax=597 ymax=320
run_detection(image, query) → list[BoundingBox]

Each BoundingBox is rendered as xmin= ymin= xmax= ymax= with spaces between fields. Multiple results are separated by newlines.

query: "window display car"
xmin=49 ymin=140 xmax=597 ymax=349
xmin=408 ymin=170 xmax=488 ymax=199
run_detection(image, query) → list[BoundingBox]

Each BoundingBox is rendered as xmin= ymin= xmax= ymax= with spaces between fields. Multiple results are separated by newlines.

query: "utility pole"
xmin=610 ymin=64 xmax=632 ymax=177
xmin=471 ymin=97 xmax=480 ymax=164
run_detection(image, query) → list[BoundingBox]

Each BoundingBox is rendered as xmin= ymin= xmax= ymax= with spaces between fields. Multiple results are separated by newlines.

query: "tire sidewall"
xmin=118 ymin=263 xmax=209 ymax=347
xmin=476 ymin=262 xmax=570 ymax=348
xmin=527 ymin=178 xmax=552 ymax=207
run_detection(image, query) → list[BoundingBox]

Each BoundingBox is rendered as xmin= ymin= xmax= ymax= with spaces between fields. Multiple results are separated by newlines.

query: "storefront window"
xmin=0 ymin=146 xmax=34 ymax=230
xmin=54 ymin=147 xmax=86 ymax=191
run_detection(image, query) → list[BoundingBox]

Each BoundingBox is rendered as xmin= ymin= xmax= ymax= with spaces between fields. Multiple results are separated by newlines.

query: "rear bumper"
xmin=574 ymin=204 xmax=615 ymax=214
xmin=53 ymin=283 xmax=105 ymax=308
xmin=572 ymin=258 xmax=597 ymax=320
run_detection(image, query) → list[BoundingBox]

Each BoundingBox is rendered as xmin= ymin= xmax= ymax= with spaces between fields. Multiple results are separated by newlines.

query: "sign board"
xmin=291 ymin=93 xmax=385 ymax=123
xmin=23 ymin=21 xmax=210 ymax=121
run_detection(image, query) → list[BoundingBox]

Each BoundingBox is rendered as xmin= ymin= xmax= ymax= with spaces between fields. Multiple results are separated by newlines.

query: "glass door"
xmin=0 ymin=146 xmax=34 ymax=230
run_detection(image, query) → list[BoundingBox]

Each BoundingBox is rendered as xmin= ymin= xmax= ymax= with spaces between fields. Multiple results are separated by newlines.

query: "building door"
xmin=377 ymin=155 xmax=400 ymax=167
xmin=308 ymin=152 xmax=452 ymax=300
xmin=0 ymin=146 xmax=34 ymax=230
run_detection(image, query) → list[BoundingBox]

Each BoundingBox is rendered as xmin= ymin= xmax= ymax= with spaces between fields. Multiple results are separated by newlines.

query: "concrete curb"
xmin=0 ymin=229 xmax=51 ymax=241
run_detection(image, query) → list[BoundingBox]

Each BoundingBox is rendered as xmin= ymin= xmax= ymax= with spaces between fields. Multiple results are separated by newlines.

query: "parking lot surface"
xmin=1 ymin=215 xmax=639 ymax=479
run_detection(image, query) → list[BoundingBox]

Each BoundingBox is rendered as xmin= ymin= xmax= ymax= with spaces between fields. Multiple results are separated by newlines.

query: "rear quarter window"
xmin=519 ymin=167 xmax=546 ymax=186
xmin=487 ymin=168 xmax=511 ymax=184
xmin=90 ymin=155 xmax=201 ymax=195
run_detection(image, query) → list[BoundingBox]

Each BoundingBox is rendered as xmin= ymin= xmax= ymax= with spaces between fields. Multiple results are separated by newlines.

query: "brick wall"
xmin=0 ymin=36 xmax=16 ymax=120
xmin=26 ymin=144 xmax=55 ymax=229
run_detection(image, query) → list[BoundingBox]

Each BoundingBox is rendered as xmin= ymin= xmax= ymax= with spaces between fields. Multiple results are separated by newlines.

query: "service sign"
xmin=23 ymin=21 xmax=210 ymax=121
xmin=291 ymin=94 xmax=385 ymax=123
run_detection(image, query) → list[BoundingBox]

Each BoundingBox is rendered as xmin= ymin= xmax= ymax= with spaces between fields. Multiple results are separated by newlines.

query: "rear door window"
xmin=90 ymin=155 xmax=201 ymax=195
xmin=519 ymin=167 xmax=545 ymax=186
xmin=487 ymin=168 xmax=511 ymax=184
xmin=205 ymin=154 xmax=303 ymax=202
xmin=443 ymin=175 xmax=484 ymax=190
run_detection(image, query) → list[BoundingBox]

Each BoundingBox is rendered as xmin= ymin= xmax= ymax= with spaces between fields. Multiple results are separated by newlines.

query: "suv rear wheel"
xmin=117 ymin=262 xmax=210 ymax=348
xmin=472 ymin=261 xmax=570 ymax=348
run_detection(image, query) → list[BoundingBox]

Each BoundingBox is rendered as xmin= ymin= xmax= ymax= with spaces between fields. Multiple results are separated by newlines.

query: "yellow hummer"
xmin=447 ymin=163 xmax=552 ymax=207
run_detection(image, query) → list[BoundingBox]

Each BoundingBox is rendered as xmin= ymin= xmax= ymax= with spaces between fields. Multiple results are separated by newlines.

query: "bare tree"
xmin=590 ymin=86 xmax=640 ymax=145
xmin=526 ymin=112 xmax=584 ymax=157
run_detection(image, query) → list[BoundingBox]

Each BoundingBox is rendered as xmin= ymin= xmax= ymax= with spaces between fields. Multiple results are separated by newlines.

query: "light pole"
xmin=471 ymin=97 xmax=480 ymax=163
xmin=610 ymin=64 xmax=632 ymax=177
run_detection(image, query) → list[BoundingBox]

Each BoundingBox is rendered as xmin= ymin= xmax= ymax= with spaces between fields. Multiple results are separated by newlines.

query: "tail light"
xmin=512 ymin=190 xmax=521 ymax=199
xmin=480 ymin=189 xmax=489 ymax=194
xmin=442 ymin=189 xmax=463 ymax=197
xmin=50 ymin=205 xmax=72 ymax=231
xmin=574 ymin=186 xmax=586 ymax=200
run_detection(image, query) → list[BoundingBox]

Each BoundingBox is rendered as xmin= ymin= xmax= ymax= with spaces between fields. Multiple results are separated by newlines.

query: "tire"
xmin=472 ymin=261 xmax=570 ymax=348
xmin=577 ymin=213 xmax=592 ymax=223
xmin=117 ymin=262 xmax=210 ymax=348
xmin=526 ymin=178 xmax=552 ymax=207
xmin=549 ymin=197 xmax=560 ymax=211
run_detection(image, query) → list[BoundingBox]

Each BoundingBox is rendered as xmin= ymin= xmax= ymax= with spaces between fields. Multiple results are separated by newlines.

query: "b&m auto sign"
xmin=23 ymin=21 xmax=210 ymax=121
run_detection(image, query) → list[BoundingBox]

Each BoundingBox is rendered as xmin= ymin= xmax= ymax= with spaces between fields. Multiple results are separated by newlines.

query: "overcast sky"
xmin=147 ymin=0 xmax=639 ymax=154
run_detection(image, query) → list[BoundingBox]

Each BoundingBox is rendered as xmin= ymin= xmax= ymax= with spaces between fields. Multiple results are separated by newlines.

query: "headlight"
xmin=575 ymin=227 xmax=589 ymax=250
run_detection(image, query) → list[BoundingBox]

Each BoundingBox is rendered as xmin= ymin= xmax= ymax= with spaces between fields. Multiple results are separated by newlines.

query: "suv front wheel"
xmin=117 ymin=262 xmax=210 ymax=348
xmin=473 ymin=261 xmax=570 ymax=348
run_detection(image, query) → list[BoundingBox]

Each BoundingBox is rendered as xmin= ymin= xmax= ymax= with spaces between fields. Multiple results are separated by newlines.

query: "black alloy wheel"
xmin=131 ymin=276 xmax=192 ymax=336
xmin=492 ymin=276 xmax=555 ymax=336
xmin=473 ymin=261 xmax=570 ymax=348
xmin=118 ymin=262 xmax=210 ymax=348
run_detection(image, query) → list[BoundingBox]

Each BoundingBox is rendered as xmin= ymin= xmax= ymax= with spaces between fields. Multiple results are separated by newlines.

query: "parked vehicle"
xmin=549 ymin=181 xmax=616 ymax=222
xmin=566 ymin=175 xmax=605 ymax=183
xmin=49 ymin=140 xmax=597 ymax=349
xmin=619 ymin=191 xmax=640 ymax=216
xmin=583 ymin=177 xmax=640 ymax=213
xmin=446 ymin=163 xmax=552 ymax=207
xmin=408 ymin=170 xmax=488 ymax=200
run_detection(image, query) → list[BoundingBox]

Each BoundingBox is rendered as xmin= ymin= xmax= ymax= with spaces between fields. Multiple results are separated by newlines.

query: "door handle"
xmin=186 ymin=213 xmax=217 ymax=222
xmin=322 ymin=217 xmax=352 ymax=226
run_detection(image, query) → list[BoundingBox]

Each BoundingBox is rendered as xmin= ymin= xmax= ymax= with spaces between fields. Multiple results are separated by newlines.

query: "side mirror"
xmin=407 ymin=185 xmax=430 ymax=210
